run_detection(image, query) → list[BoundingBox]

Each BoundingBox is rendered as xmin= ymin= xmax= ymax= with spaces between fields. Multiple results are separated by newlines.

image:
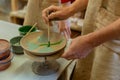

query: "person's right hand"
xmin=42 ymin=5 xmax=74 ymax=24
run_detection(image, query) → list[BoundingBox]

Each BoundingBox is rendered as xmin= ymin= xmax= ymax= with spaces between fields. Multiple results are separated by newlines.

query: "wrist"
xmin=84 ymin=32 xmax=102 ymax=48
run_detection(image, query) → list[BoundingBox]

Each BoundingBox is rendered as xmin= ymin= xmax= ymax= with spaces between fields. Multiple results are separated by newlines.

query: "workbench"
xmin=0 ymin=20 xmax=76 ymax=80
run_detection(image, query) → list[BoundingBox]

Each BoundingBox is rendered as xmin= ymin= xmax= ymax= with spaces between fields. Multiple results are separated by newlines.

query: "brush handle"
xmin=26 ymin=23 xmax=37 ymax=35
xmin=48 ymin=26 xmax=50 ymax=40
xmin=47 ymin=26 xmax=50 ymax=47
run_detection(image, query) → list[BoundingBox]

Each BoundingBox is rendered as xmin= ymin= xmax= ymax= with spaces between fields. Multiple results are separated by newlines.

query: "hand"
xmin=42 ymin=5 xmax=74 ymax=24
xmin=58 ymin=20 xmax=71 ymax=40
xmin=61 ymin=35 xmax=94 ymax=60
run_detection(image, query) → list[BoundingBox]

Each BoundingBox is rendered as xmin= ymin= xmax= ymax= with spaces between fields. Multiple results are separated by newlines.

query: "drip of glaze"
xmin=39 ymin=39 xmax=63 ymax=47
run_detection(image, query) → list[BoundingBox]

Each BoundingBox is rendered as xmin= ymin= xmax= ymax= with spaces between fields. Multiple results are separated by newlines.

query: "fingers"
xmin=48 ymin=11 xmax=62 ymax=20
xmin=42 ymin=5 xmax=61 ymax=24
xmin=61 ymin=51 xmax=77 ymax=60
xmin=65 ymin=20 xmax=71 ymax=35
xmin=63 ymin=30 xmax=70 ymax=40
xmin=58 ymin=21 xmax=71 ymax=40
xmin=61 ymin=41 xmax=77 ymax=59
xmin=62 ymin=50 xmax=86 ymax=60
xmin=62 ymin=26 xmax=71 ymax=40
xmin=48 ymin=6 xmax=73 ymax=20
xmin=62 ymin=43 xmax=79 ymax=60
xmin=65 ymin=26 xmax=71 ymax=38
xmin=42 ymin=9 xmax=49 ymax=24
xmin=61 ymin=41 xmax=86 ymax=60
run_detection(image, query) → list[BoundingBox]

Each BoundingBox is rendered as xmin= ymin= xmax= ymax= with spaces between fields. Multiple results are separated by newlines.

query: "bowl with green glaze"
xmin=18 ymin=25 xmax=37 ymax=36
xmin=10 ymin=36 xmax=23 ymax=54
xmin=20 ymin=31 xmax=67 ymax=56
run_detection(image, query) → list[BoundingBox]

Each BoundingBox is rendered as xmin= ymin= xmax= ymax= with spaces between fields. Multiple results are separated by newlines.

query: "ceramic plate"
xmin=20 ymin=31 xmax=66 ymax=56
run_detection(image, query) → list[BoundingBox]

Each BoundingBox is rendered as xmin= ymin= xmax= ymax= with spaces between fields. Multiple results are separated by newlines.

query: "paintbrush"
xmin=47 ymin=11 xmax=52 ymax=47
xmin=26 ymin=23 xmax=37 ymax=36
xmin=47 ymin=23 xmax=50 ymax=47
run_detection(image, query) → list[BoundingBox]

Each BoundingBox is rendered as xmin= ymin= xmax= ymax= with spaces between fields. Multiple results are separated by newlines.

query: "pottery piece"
xmin=18 ymin=25 xmax=37 ymax=36
xmin=20 ymin=31 xmax=66 ymax=56
xmin=0 ymin=39 xmax=11 ymax=60
xmin=10 ymin=36 xmax=23 ymax=54
xmin=0 ymin=52 xmax=13 ymax=71
xmin=24 ymin=49 xmax=63 ymax=62
xmin=24 ymin=50 xmax=60 ymax=76
xmin=0 ymin=50 xmax=10 ymax=60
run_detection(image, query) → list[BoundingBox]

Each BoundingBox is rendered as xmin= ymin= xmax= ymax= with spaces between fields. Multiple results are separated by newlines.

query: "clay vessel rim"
xmin=0 ymin=52 xmax=13 ymax=64
xmin=0 ymin=39 xmax=10 ymax=54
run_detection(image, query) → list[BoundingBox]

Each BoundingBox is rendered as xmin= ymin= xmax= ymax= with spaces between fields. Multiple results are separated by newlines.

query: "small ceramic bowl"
xmin=0 ymin=39 xmax=11 ymax=60
xmin=18 ymin=25 xmax=37 ymax=36
xmin=0 ymin=52 xmax=13 ymax=71
xmin=10 ymin=36 xmax=23 ymax=54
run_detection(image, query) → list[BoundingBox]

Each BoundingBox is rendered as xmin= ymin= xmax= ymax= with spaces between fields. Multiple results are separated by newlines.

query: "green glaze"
xmin=39 ymin=39 xmax=63 ymax=47
xmin=27 ymin=42 xmax=39 ymax=50
xmin=51 ymin=39 xmax=63 ymax=45
xmin=27 ymin=39 xmax=63 ymax=53
xmin=27 ymin=42 xmax=53 ymax=53
xmin=47 ymin=41 xmax=50 ymax=47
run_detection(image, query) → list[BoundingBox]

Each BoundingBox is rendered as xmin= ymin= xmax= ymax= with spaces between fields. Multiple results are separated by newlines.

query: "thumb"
xmin=61 ymin=50 xmax=69 ymax=58
xmin=62 ymin=39 xmax=73 ymax=58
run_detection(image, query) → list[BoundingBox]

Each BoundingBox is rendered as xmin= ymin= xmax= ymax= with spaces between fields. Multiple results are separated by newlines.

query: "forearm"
xmin=86 ymin=18 xmax=120 ymax=47
xmin=45 ymin=0 xmax=88 ymax=20
xmin=69 ymin=0 xmax=88 ymax=14
xmin=60 ymin=0 xmax=88 ymax=19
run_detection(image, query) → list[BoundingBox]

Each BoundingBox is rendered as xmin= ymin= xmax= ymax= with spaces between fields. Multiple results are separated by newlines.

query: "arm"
xmin=49 ymin=0 xmax=88 ymax=20
xmin=69 ymin=0 xmax=88 ymax=14
xmin=62 ymin=18 xmax=120 ymax=59
xmin=42 ymin=0 xmax=88 ymax=22
xmin=87 ymin=18 xmax=120 ymax=47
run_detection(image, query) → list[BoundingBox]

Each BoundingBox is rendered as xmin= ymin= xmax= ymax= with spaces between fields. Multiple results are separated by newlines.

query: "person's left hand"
xmin=58 ymin=20 xmax=71 ymax=40
xmin=61 ymin=35 xmax=94 ymax=60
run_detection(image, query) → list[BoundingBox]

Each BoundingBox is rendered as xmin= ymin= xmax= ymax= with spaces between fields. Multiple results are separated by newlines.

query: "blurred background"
xmin=0 ymin=0 xmax=83 ymax=32
xmin=0 ymin=0 xmax=27 ymax=24
xmin=0 ymin=0 xmax=11 ymax=21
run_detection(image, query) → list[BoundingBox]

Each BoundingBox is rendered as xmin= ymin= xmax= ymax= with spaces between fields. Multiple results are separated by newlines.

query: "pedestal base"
xmin=32 ymin=60 xmax=60 ymax=76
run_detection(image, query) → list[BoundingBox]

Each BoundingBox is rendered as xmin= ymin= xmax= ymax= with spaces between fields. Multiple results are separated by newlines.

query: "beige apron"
xmin=72 ymin=0 xmax=120 ymax=80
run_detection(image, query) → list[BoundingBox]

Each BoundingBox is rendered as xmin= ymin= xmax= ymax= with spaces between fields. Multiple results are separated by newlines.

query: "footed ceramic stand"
xmin=32 ymin=60 xmax=59 ymax=75
xmin=24 ymin=50 xmax=60 ymax=76
xmin=21 ymin=31 xmax=67 ymax=76
xmin=32 ymin=57 xmax=60 ymax=76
